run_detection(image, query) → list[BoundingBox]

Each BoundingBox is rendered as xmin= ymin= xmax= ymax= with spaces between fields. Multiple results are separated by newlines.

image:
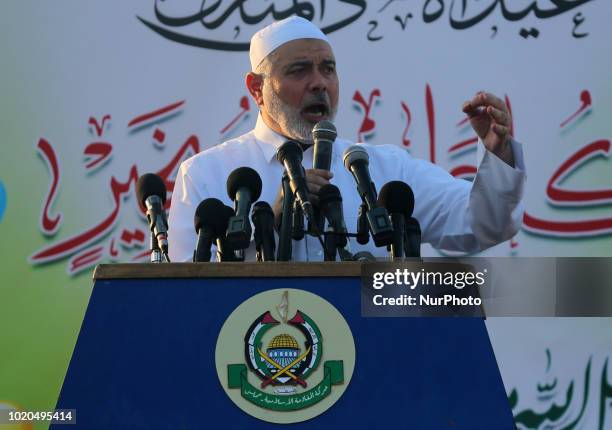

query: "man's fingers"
xmin=307 ymin=182 xmax=323 ymax=194
xmin=462 ymin=101 xmax=486 ymax=119
xmin=487 ymin=106 xmax=508 ymax=126
xmin=492 ymin=123 xmax=509 ymax=137
xmin=305 ymin=169 xmax=332 ymax=195
xmin=306 ymin=175 xmax=330 ymax=188
xmin=462 ymin=101 xmax=477 ymax=116
xmin=469 ymin=91 xmax=507 ymax=112
xmin=308 ymin=169 xmax=334 ymax=179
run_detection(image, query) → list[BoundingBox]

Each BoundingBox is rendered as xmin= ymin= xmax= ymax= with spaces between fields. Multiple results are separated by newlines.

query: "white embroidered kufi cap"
xmin=249 ymin=16 xmax=330 ymax=71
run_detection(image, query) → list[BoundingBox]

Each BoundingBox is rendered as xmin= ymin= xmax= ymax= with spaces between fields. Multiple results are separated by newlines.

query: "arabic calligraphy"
xmin=366 ymin=20 xmax=383 ymax=41
xmin=560 ymin=90 xmax=592 ymax=128
xmin=30 ymin=101 xmax=200 ymax=275
xmin=519 ymin=27 xmax=540 ymax=39
xmin=523 ymin=89 xmax=612 ymax=238
xmin=244 ymin=383 xmax=329 ymax=407
xmin=546 ymin=140 xmax=612 ymax=206
xmin=36 ymin=138 xmax=63 ymax=236
xmin=510 ymin=351 xmax=612 ymax=429
xmin=425 ymin=84 xmax=436 ymax=164
xmin=572 ymin=12 xmax=588 ymax=38
xmin=370 ymin=0 xmax=595 ymax=42
xmin=228 ymin=360 xmax=342 ymax=411
xmin=352 ymin=88 xmax=381 ymax=142
xmin=220 ymin=95 xmax=250 ymax=135
xmin=138 ymin=0 xmax=367 ymax=51
xmin=435 ymin=0 xmax=592 ymax=30
xmin=138 ymin=0 xmax=594 ymax=51
xmin=83 ymin=142 xmax=113 ymax=171
xmin=400 ymin=100 xmax=412 ymax=147
xmin=599 ymin=359 xmax=612 ymax=428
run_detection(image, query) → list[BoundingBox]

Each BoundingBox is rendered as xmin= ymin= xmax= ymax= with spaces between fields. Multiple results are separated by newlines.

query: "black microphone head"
xmin=226 ymin=166 xmax=262 ymax=202
xmin=276 ymin=140 xmax=304 ymax=163
xmin=251 ymin=201 xmax=273 ymax=219
xmin=194 ymin=198 xmax=227 ymax=234
xmin=312 ymin=121 xmax=337 ymax=142
xmin=318 ymin=184 xmax=342 ymax=207
xmin=136 ymin=173 xmax=167 ymax=206
xmin=377 ymin=181 xmax=415 ymax=216
xmin=343 ymin=145 xmax=369 ymax=170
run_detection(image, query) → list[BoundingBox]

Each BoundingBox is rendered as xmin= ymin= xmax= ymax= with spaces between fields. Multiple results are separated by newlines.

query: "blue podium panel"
xmin=54 ymin=277 xmax=514 ymax=429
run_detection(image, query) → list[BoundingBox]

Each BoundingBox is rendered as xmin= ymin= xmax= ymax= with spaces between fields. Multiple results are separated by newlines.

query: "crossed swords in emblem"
xmin=257 ymin=345 xmax=311 ymax=388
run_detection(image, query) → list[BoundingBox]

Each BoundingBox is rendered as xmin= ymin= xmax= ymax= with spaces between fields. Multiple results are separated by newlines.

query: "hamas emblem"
xmin=216 ymin=289 xmax=355 ymax=423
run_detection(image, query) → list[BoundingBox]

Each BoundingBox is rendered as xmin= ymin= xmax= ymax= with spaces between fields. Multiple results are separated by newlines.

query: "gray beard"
xmin=264 ymin=84 xmax=336 ymax=145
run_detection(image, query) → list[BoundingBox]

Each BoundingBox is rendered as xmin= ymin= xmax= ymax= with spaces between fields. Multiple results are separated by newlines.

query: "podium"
xmin=53 ymin=263 xmax=515 ymax=429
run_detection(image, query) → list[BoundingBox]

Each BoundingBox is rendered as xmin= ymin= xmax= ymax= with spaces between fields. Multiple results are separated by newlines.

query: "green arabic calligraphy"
xmin=228 ymin=360 xmax=343 ymax=411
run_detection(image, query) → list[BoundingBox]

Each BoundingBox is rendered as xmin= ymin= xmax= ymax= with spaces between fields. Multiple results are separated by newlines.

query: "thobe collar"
xmin=253 ymin=114 xmax=313 ymax=163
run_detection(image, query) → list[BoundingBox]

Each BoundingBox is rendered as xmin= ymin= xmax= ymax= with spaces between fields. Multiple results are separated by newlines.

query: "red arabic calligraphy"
xmin=36 ymin=138 xmax=63 ymax=236
xmin=353 ymin=89 xmax=381 ymax=142
xmin=400 ymin=100 xmax=412 ymax=147
xmin=425 ymin=84 xmax=436 ymax=163
xmin=128 ymin=100 xmax=185 ymax=129
xmin=31 ymin=102 xmax=200 ymax=271
xmin=220 ymin=96 xmax=250 ymax=135
xmin=546 ymin=140 xmax=612 ymax=206
xmin=83 ymin=142 xmax=113 ymax=170
xmin=89 ymin=115 xmax=111 ymax=136
xmin=560 ymin=90 xmax=591 ymax=128
xmin=523 ymin=89 xmax=612 ymax=237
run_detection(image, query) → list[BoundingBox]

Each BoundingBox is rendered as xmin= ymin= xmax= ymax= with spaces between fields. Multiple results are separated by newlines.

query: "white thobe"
xmin=168 ymin=116 xmax=526 ymax=262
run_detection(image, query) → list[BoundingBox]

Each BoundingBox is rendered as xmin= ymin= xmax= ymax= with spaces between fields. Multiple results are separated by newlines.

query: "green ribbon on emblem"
xmin=227 ymin=361 xmax=344 ymax=411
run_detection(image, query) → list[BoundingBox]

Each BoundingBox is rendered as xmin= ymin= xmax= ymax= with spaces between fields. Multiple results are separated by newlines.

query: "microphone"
xmin=217 ymin=204 xmax=242 ymax=262
xmin=292 ymin=200 xmax=305 ymax=240
xmin=311 ymin=121 xmax=337 ymax=233
xmin=276 ymin=141 xmax=317 ymax=230
xmin=405 ymin=217 xmax=422 ymax=258
xmin=312 ymin=120 xmax=336 ymax=171
xmin=319 ymin=184 xmax=348 ymax=262
xmin=319 ymin=184 xmax=348 ymax=247
xmin=251 ymin=201 xmax=276 ymax=261
xmin=277 ymin=172 xmax=294 ymax=261
xmin=356 ymin=203 xmax=369 ymax=245
xmin=378 ymin=181 xmax=415 ymax=259
xmin=226 ymin=167 xmax=262 ymax=250
xmin=136 ymin=173 xmax=170 ymax=261
xmin=193 ymin=198 xmax=226 ymax=262
xmin=342 ymin=146 xmax=393 ymax=247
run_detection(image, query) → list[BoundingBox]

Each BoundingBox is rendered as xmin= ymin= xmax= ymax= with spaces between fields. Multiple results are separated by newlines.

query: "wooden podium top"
xmin=93 ymin=262 xmax=364 ymax=279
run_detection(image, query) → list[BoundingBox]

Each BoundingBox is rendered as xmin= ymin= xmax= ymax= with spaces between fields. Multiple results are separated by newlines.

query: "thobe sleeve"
xmin=404 ymin=139 xmax=526 ymax=252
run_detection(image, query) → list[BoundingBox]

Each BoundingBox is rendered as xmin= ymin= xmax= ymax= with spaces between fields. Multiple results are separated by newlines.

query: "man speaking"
xmin=168 ymin=16 xmax=526 ymax=262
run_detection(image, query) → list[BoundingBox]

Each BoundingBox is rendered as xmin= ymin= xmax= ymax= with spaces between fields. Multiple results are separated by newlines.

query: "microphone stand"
xmin=292 ymin=200 xmax=305 ymax=241
xmin=323 ymin=230 xmax=337 ymax=261
xmin=149 ymin=232 xmax=170 ymax=262
xmin=404 ymin=217 xmax=422 ymax=258
xmin=356 ymin=203 xmax=370 ymax=245
xmin=308 ymin=206 xmax=325 ymax=237
xmin=150 ymin=231 xmax=163 ymax=263
xmin=277 ymin=173 xmax=294 ymax=261
xmin=216 ymin=237 xmax=243 ymax=262
xmin=323 ymin=232 xmax=353 ymax=261
xmin=389 ymin=213 xmax=405 ymax=260
xmin=147 ymin=219 xmax=170 ymax=263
